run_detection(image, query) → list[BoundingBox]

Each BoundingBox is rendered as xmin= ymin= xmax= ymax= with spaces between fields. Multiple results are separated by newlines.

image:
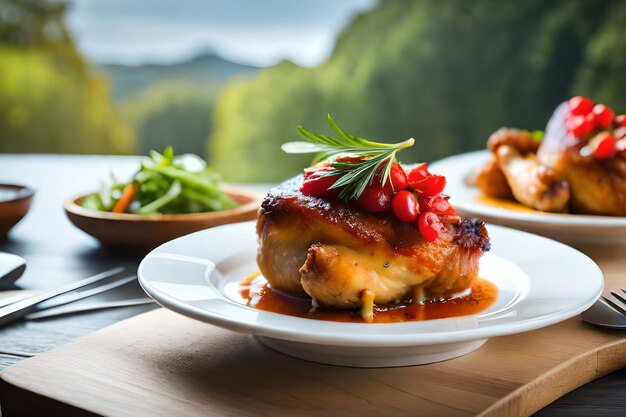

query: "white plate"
xmin=430 ymin=150 xmax=626 ymax=245
xmin=138 ymin=221 xmax=603 ymax=367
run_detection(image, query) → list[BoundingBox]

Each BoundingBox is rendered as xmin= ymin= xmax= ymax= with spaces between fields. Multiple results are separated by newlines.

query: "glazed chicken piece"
xmin=257 ymin=176 xmax=490 ymax=320
xmin=486 ymin=128 xmax=570 ymax=212
xmin=470 ymin=157 xmax=514 ymax=200
xmin=537 ymin=102 xmax=626 ymax=216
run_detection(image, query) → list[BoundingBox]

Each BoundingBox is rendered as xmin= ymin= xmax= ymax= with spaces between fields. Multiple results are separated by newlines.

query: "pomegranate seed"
xmin=592 ymin=104 xmax=615 ymax=129
xmin=590 ymin=132 xmax=617 ymax=159
xmin=568 ymin=96 xmax=594 ymax=116
xmin=584 ymin=113 xmax=597 ymax=132
xmin=355 ymin=183 xmax=391 ymax=212
xmin=418 ymin=194 xmax=450 ymax=215
xmin=391 ymin=190 xmax=418 ymax=222
xmin=392 ymin=163 xmax=408 ymax=191
xmin=383 ymin=162 xmax=408 ymax=192
xmin=407 ymin=163 xmax=430 ymax=184
xmin=411 ymin=175 xmax=446 ymax=196
xmin=301 ymin=166 xmax=341 ymax=198
xmin=566 ymin=115 xmax=594 ymax=137
xmin=418 ymin=212 xmax=442 ymax=242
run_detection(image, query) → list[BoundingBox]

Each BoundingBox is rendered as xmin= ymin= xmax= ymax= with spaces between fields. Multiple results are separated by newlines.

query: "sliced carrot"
xmin=112 ymin=182 xmax=138 ymax=213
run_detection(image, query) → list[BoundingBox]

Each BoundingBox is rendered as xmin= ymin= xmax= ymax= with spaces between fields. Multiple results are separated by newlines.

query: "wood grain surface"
xmin=1 ymin=241 xmax=625 ymax=417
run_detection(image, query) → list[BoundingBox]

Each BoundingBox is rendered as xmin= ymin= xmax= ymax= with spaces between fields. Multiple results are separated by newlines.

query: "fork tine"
xmin=603 ymin=296 xmax=626 ymax=316
xmin=611 ymin=291 xmax=626 ymax=307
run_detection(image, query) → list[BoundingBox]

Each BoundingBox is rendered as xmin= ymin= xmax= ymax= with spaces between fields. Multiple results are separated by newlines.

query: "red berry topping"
xmin=418 ymin=212 xmax=443 ymax=242
xmin=301 ymin=166 xmax=341 ymax=198
xmin=566 ymin=115 xmax=594 ymax=137
xmin=590 ymin=133 xmax=617 ymax=159
xmin=419 ymin=194 xmax=454 ymax=215
xmin=391 ymin=162 xmax=408 ymax=191
xmin=568 ymin=96 xmax=594 ymax=116
xmin=407 ymin=162 xmax=430 ymax=184
xmin=374 ymin=162 xmax=408 ymax=193
xmin=411 ymin=174 xmax=446 ymax=196
xmin=615 ymin=115 xmax=626 ymax=127
xmin=391 ymin=190 xmax=418 ymax=222
xmin=592 ymin=104 xmax=615 ymax=129
xmin=355 ymin=183 xmax=391 ymax=212
xmin=616 ymin=138 xmax=626 ymax=153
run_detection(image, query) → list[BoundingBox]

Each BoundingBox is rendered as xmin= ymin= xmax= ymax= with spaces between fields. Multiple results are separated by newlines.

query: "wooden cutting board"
xmin=1 ymin=244 xmax=625 ymax=417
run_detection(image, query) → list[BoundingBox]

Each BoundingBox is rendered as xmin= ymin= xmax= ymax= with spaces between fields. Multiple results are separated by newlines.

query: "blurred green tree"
xmin=209 ymin=0 xmax=621 ymax=182
xmin=119 ymin=81 xmax=215 ymax=157
xmin=0 ymin=0 xmax=133 ymax=154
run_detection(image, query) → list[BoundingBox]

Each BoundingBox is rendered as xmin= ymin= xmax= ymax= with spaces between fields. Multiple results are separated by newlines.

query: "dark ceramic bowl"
xmin=0 ymin=184 xmax=35 ymax=240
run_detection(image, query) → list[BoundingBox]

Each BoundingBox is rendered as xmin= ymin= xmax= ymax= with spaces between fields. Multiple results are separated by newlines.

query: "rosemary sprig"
xmin=281 ymin=115 xmax=415 ymax=201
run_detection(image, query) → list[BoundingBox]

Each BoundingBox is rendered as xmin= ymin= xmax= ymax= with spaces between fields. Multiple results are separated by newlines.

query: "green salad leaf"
xmin=81 ymin=147 xmax=238 ymax=214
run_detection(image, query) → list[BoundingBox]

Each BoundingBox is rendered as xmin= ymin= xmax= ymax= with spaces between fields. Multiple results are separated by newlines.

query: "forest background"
xmin=1 ymin=0 xmax=625 ymax=182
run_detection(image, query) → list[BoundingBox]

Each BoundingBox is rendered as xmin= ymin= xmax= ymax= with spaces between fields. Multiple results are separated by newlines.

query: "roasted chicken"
xmin=484 ymin=128 xmax=570 ymax=212
xmin=257 ymin=176 xmax=491 ymax=320
xmin=537 ymin=102 xmax=626 ymax=216
xmin=473 ymin=99 xmax=626 ymax=216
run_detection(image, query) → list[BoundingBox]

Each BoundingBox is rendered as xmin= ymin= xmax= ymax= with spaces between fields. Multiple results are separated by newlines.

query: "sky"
xmin=65 ymin=0 xmax=377 ymax=67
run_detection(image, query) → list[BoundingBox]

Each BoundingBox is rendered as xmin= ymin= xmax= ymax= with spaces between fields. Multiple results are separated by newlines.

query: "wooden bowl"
xmin=64 ymin=187 xmax=263 ymax=250
xmin=0 ymin=184 xmax=35 ymax=240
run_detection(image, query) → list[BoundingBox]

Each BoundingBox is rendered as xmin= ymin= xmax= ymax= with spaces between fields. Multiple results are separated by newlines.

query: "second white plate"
xmin=138 ymin=221 xmax=603 ymax=367
xmin=430 ymin=150 xmax=626 ymax=245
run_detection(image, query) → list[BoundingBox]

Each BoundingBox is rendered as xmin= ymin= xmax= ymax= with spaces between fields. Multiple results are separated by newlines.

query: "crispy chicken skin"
xmin=470 ymin=157 xmax=514 ymax=200
xmin=477 ymin=103 xmax=626 ymax=215
xmin=537 ymin=103 xmax=626 ymax=216
xmin=487 ymin=128 xmax=570 ymax=212
xmin=256 ymin=176 xmax=490 ymax=313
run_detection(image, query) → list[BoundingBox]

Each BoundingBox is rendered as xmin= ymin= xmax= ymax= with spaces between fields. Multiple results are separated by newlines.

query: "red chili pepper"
xmin=411 ymin=174 xmax=446 ymax=196
xmin=418 ymin=212 xmax=442 ymax=242
xmin=391 ymin=190 xmax=418 ymax=222
xmin=355 ymin=183 xmax=391 ymax=212
xmin=300 ymin=166 xmax=341 ymax=198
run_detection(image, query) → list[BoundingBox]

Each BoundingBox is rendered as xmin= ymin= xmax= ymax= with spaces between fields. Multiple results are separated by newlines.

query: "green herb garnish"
xmin=81 ymin=146 xmax=238 ymax=214
xmin=281 ymin=115 xmax=414 ymax=201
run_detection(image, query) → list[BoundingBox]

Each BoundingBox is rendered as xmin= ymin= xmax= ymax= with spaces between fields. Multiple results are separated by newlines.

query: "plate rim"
xmin=429 ymin=150 xmax=626 ymax=228
xmin=138 ymin=221 xmax=604 ymax=347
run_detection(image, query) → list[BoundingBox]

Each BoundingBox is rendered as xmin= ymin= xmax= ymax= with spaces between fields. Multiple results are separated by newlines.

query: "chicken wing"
xmin=487 ymin=128 xmax=570 ymax=212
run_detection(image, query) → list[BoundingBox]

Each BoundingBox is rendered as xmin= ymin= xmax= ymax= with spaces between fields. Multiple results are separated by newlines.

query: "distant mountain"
xmin=98 ymin=54 xmax=259 ymax=101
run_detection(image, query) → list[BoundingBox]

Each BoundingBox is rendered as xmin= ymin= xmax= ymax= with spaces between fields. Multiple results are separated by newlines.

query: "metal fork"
xmin=0 ymin=267 xmax=129 ymax=327
xmin=581 ymin=289 xmax=626 ymax=329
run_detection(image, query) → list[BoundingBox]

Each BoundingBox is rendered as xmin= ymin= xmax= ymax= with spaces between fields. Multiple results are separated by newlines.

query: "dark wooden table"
xmin=0 ymin=154 xmax=624 ymax=416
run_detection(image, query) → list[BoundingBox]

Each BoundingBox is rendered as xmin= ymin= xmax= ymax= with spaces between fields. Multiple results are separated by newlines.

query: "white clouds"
xmin=65 ymin=0 xmax=377 ymax=67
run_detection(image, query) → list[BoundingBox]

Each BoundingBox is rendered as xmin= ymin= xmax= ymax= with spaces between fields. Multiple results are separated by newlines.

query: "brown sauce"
xmin=478 ymin=195 xmax=538 ymax=213
xmin=239 ymin=273 xmax=498 ymax=323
